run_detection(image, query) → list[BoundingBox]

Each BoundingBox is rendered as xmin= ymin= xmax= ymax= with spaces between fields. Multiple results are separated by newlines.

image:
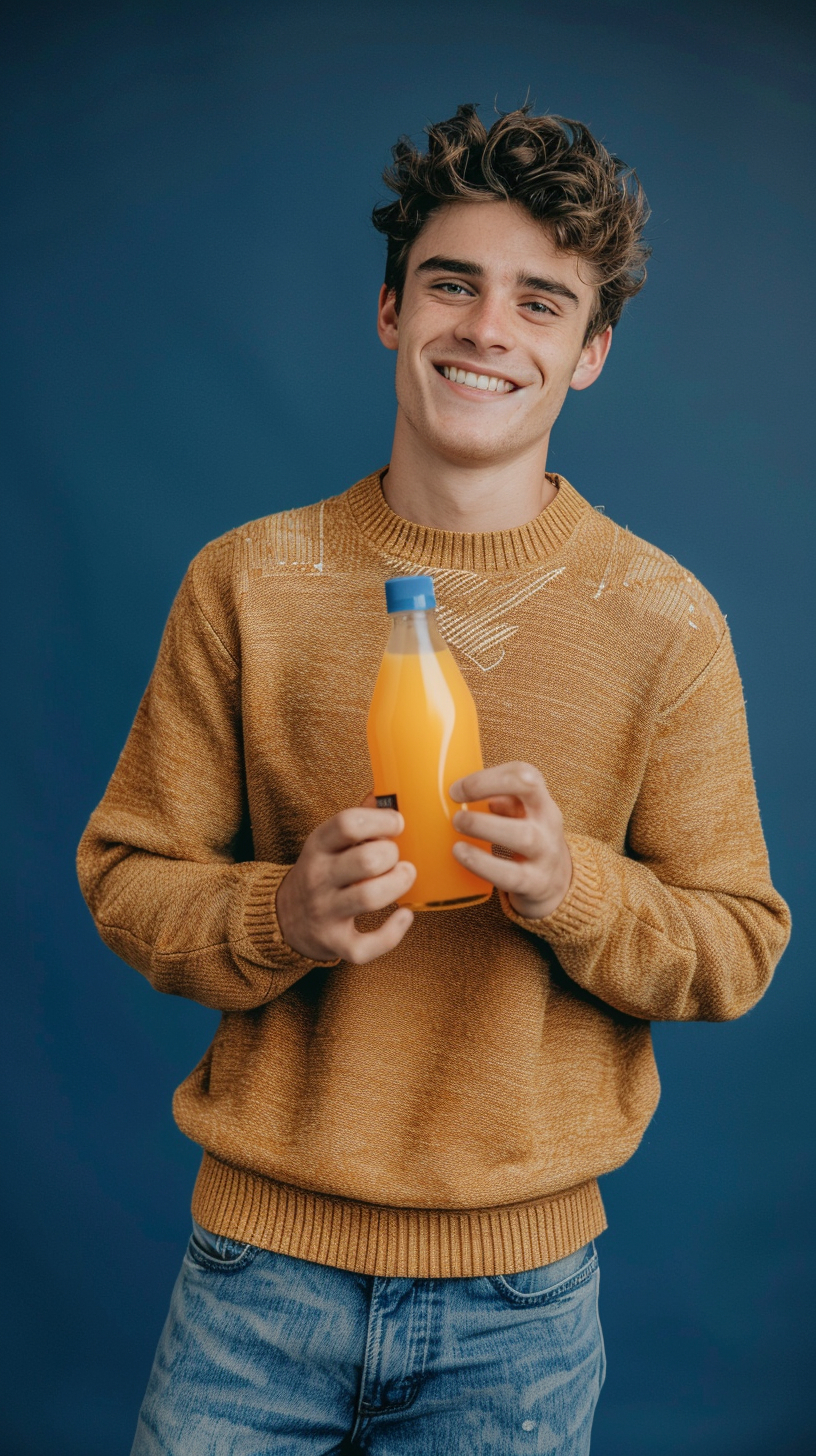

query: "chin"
xmin=426 ymin=420 xmax=526 ymax=464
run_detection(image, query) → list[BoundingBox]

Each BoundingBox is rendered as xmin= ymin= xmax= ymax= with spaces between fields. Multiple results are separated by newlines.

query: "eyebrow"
xmin=415 ymin=256 xmax=580 ymax=308
xmin=517 ymin=273 xmax=580 ymax=307
xmin=416 ymin=255 xmax=483 ymax=279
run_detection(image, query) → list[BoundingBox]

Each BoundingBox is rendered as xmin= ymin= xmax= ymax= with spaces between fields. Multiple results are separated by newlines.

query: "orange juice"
xmin=367 ymin=575 xmax=493 ymax=911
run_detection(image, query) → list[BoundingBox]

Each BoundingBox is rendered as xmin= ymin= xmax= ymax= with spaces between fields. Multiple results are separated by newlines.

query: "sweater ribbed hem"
xmin=346 ymin=470 xmax=589 ymax=573
xmin=191 ymin=1153 xmax=607 ymax=1278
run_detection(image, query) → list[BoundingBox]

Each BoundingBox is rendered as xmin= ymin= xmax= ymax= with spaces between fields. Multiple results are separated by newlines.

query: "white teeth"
xmin=441 ymin=365 xmax=515 ymax=392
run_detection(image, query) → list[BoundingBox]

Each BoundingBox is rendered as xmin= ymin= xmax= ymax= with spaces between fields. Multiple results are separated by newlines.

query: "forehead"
xmin=409 ymin=198 xmax=593 ymax=295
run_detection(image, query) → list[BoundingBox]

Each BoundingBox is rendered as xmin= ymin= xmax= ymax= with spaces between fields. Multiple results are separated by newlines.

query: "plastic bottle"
xmin=366 ymin=575 xmax=493 ymax=911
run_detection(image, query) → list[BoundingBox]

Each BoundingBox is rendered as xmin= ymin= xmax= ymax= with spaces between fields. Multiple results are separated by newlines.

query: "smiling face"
xmin=377 ymin=198 xmax=612 ymax=468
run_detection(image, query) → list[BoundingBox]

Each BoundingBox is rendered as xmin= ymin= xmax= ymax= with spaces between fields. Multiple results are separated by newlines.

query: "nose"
xmin=452 ymin=290 xmax=513 ymax=354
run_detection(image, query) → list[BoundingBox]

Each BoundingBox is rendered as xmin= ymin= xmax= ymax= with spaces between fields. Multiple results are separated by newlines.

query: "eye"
xmin=524 ymin=300 xmax=556 ymax=316
xmin=432 ymin=281 xmax=473 ymax=297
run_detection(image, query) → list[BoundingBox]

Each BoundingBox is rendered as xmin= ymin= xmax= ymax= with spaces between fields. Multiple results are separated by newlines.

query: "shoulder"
xmin=577 ymin=507 xmax=729 ymax=706
xmin=181 ymin=494 xmax=345 ymax=654
xmin=190 ymin=495 xmax=344 ymax=589
xmin=595 ymin=513 xmax=724 ymax=636
xmin=191 ymin=494 xmax=342 ymax=584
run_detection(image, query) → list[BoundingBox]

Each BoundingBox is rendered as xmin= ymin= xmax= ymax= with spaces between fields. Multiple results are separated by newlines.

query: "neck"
xmin=381 ymin=411 xmax=558 ymax=533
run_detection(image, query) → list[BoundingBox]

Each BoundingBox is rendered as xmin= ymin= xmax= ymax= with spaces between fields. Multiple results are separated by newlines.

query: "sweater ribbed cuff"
xmin=242 ymin=863 xmax=340 ymax=974
xmin=500 ymin=835 xmax=607 ymax=947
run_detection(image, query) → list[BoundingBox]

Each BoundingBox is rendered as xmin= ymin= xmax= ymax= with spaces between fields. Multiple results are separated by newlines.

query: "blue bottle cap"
xmin=384 ymin=575 xmax=437 ymax=613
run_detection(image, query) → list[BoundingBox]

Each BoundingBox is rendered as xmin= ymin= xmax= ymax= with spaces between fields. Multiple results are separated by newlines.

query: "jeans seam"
xmin=595 ymin=1259 xmax=607 ymax=1389
xmin=488 ymin=1252 xmax=598 ymax=1307
xmin=355 ymin=1279 xmax=382 ymax=1418
xmin=186 ymin=1233 xmax=259 ymax=1273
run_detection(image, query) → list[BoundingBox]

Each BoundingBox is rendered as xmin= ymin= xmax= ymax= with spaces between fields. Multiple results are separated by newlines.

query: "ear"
xmin=377 ymin=284 xmax=400 ymax=352
xmin=569 ymin=326 xmax=613 ymax=392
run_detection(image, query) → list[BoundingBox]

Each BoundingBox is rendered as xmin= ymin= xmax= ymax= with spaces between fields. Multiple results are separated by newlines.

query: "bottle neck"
xmin=387 ymin=609 xmax=446 ymax=655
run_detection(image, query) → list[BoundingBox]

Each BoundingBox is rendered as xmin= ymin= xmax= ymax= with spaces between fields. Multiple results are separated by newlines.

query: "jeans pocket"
xmin=489 ymin=1241 xmax=598 ymax=1306
xmin=186 ymin=1218 xmax=260 ymax=1272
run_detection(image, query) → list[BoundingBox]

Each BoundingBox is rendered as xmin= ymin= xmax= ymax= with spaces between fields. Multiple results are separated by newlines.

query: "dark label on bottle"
xmin=376 ymin=794 xmax=399 ymax=811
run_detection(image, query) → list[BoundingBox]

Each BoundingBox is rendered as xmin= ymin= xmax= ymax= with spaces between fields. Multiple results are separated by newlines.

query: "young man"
xmin=78 ymin=104 xmax=790 ymax=1454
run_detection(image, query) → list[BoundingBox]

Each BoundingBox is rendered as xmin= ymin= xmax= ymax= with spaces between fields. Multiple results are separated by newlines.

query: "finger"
xmin=335 ymin=860 xmax=417 ymax=918
xmin=449 ymin=762 xmax=549 ymax=810
xmin=452 ymin=839 xmax=535 ymax=893
xmin=331 ymin=837 xmax=400 ymax=888
xmin=487 ymin=794 xmax=526 ymax=818
xmin=342 ymin=907 xmax=415 ymax=965
xmin=317 ymin=806 xmax=404 ymax=852
xmin=453 ymin=808 xmax=539 ymax=856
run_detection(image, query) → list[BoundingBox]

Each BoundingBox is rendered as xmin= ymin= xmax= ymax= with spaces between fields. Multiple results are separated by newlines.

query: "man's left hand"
xmin=449 ymin=762 xmax=573 ymax=920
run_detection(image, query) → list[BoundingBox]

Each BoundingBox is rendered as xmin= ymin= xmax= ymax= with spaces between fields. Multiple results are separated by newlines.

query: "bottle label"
xmin=376 ymin=794 xmax=399 ymax=811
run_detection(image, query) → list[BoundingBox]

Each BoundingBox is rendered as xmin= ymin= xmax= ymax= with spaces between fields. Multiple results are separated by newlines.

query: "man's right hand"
xmin=275 ymin=803 xmax=416 ymax=964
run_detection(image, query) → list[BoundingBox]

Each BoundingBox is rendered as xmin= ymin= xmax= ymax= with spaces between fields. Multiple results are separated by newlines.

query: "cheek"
xmin=536 ymin=350 xmax=577 ymax=395
xmin=394 ymin=348 xmax=417 ymax=393
xmin=393 ymin=349 xmax=430 ymax=417
xmin=395 ymin=333 xmax=441 ymax=396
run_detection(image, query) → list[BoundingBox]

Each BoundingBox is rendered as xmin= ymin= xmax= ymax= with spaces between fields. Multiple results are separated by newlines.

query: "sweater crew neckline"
xmin=346 ymin=468 xmax=588 ymax=573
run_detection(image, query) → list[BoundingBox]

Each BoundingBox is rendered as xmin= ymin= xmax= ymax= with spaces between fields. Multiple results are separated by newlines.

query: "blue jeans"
xmin=132 ymin=1219 xmax=605 ymax=1454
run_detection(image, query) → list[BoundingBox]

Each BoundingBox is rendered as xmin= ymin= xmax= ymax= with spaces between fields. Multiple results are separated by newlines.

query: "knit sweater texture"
xmin=77 ymin=471 xmax=790 ymax=1278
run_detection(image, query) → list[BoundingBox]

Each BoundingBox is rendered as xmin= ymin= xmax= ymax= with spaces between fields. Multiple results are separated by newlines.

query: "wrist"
xmin=275 ymin=869 xmax=340 ymax=965
xmin=509 ymin=843 xmax=573 ymax=921
xmin=274 ymin=870 xmax=310 ymax=958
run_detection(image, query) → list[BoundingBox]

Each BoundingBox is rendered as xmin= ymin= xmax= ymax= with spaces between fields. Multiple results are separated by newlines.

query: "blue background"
xmin=3 ymin=2 xmax=814 ymax=1450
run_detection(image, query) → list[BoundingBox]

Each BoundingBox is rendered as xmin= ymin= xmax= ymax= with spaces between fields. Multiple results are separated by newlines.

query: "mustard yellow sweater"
xmin=77 ymin=471 xmax=790 ymax=1278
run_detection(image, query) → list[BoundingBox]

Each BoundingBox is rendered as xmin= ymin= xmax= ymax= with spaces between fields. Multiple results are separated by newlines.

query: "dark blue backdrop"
xmin=3 ymin=2 xmax=814 ymax=1451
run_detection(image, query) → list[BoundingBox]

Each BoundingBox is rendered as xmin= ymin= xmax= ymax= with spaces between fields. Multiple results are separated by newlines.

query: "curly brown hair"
xmin=372 ymin=103 xmax=650 ymax=342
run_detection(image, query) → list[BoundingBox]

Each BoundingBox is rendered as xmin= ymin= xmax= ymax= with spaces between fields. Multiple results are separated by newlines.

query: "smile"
xmin=438 ymin=365 xmax=517 ymax=393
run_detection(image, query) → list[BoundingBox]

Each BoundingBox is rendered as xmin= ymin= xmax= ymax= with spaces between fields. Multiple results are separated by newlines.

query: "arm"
xmin=76 ymin=561 xmax=318 ymax=1010
xmin=451 ymin=631 xmax=791 ymax=1022
xmin=77 ymin=559 xmax=416 ymax=1009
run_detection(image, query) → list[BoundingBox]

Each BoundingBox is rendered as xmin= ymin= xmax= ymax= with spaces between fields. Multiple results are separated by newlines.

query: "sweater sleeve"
xmin=501 ymin=628 xmax=791 ymax=1022
xmin=76 ymin=557 xmax=327 ymax=1011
